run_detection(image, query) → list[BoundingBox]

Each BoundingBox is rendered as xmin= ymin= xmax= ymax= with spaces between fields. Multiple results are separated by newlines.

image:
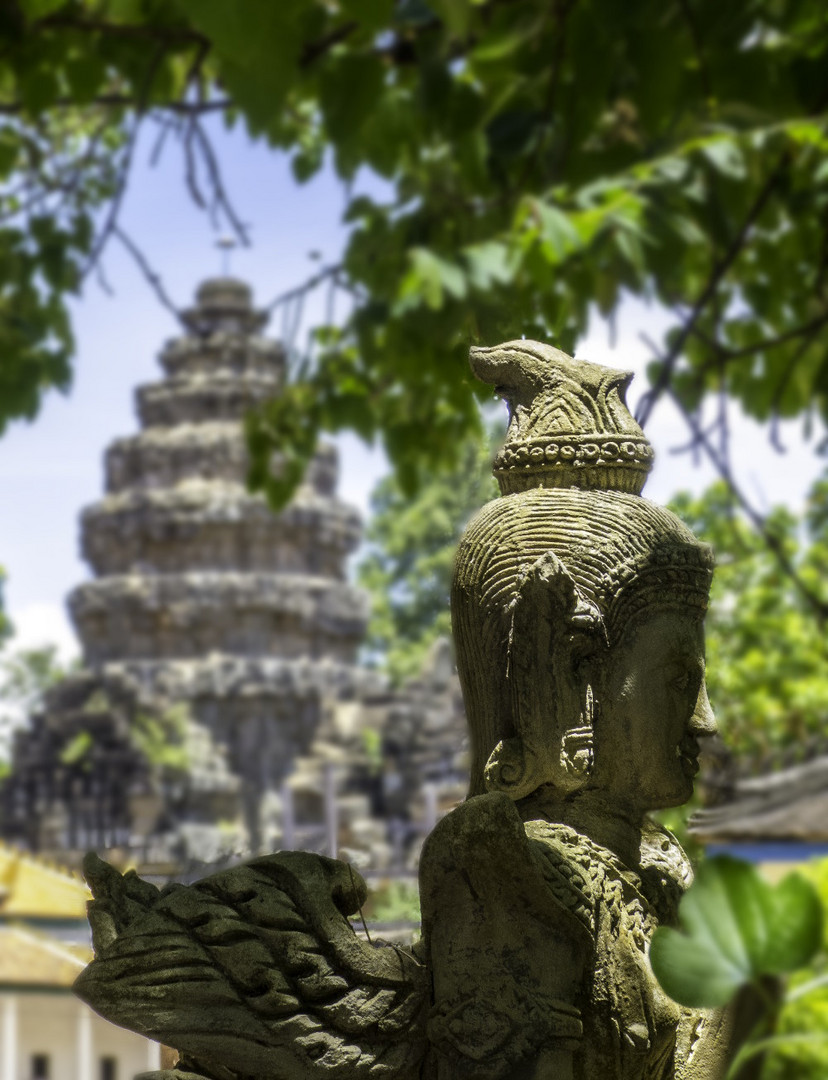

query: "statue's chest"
xmin=526 ymin=821 xmax=688 ymax=1080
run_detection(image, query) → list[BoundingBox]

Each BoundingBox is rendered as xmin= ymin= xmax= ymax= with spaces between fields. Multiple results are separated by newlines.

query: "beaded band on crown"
xmin=494 ymin=434 xmax=654 ymax=495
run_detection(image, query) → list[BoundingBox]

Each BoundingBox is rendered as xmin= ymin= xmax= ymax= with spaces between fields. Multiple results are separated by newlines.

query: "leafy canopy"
xmin=0 ymin=1 xmax=827 ymax=504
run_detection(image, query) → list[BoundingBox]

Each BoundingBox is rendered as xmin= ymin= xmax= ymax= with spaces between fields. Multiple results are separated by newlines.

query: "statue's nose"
xmin=690 ymin=680 xmax=717 ymax=737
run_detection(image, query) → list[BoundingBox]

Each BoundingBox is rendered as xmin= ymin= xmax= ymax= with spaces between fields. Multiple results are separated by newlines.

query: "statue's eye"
xmin=672 ymin=672 xmax=691 ymax=693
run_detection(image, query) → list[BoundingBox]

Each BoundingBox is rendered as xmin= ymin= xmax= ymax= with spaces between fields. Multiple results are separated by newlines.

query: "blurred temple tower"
xmin=0 ymin=278 xmax=388 ymax=872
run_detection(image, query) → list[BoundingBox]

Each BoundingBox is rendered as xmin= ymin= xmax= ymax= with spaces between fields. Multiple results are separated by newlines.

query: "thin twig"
xmin=636 ymin=151 xmax=791 ymax=427
xmin=676 ymin=0 xmax=713 ymax=101
xmin=691 ymin=309 xmax=828 ymax=366
xmin=300 ymin=20 xmax=358 ymax=68
xmin=190 ymin=119 xmax=250 ymax=245
xmin=265 ymin=263 xmax=343 ymax=313
xmin=668 ymin=386 xmax=828 ymax=622
xmin=82 ymin=46 xmax=169 ymax=278
xmin=181 ymin=117 xmax=206 ymax=208
xmin=0 ymin=96 xmax=233 ymax=115
xmin=112 ymin=226 xmax=181 ymax=320
xmin=148 ymin=116 xmax=174 ymax=167
xmin=94 ymin=259 xmax=115 ymax=297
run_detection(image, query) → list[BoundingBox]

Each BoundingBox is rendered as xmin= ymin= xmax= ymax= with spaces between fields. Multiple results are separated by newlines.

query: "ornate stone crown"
xmin=470 ymin=339 xmax=654 ymax=495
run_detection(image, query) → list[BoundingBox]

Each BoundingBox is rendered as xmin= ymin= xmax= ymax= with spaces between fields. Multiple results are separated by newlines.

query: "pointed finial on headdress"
xmin=470 ymin=339 xmax=654 ymax=496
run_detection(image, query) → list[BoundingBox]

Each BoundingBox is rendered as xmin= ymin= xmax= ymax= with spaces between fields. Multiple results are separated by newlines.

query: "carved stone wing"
xmin=74 ymin=852 xmax=428 ymax=1080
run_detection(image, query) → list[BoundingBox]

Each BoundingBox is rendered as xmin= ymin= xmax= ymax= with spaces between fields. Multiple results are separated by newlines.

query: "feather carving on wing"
xmin=74 ymin=852 xmax=429 ymax=1080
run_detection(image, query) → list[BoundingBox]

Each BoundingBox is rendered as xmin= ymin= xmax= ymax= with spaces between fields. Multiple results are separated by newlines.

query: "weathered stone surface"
xmin=81 ymin=483 xmax=359 ymax=576
xmin=75 ymin=852 xmax=429 ymax=1079
xmin=136 ymin=372 xmax=284 ymax=428
xmin=69 ymin=572 xmax=368 ymax=663
xmin=0 ymin=279 xmax=377 ymax=866
xmin=74 ymin=340 xmax=742 ymax=1079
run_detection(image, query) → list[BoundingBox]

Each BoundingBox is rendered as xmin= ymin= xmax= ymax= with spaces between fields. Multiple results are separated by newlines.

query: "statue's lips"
xmin=677 ymin=739 xmax=700 ymax=777
xmin=678 ymin=752 xmax=700 ymax=777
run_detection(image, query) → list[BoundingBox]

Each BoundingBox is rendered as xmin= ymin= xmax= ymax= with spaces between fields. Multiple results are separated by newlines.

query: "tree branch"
xmin=300 ymin=20 xmax=358 ymax=68
xmin=34 ymin=14 xmax=208 ymax=45
xmin=668 ymin=386 xmax=828 ymax=622
xmin=81 ymin=46 xmax=168 ymax=278
xmin=0 ymin=96 xmax=233 ymax=115
xmin=112 ymin=226 xmax=181 ymax=320
xmin=688 ymin=309 xmax=828 ymax=365
xmin=265 ymin=264 xmax=344 ymax=313
xmin=189 ymin=119 xmax=250 ymax=245
xmin=636 ymin=151 xmax=791 ymax=427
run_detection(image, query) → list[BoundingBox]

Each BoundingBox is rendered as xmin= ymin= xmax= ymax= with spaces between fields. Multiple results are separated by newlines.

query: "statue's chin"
xmin=646 ymin=776 xmax=695 ymax=812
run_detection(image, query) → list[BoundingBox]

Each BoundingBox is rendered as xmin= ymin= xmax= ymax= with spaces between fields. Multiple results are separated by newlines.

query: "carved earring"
xmin=560 ymin=684 xmax=594 ymax=783
xmin=484 ymin=737 xmax=533 ymax=797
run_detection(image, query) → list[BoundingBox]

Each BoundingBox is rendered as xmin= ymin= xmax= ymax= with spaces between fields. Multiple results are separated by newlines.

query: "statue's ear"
xmin=484 ymin=550 xmax=605 ymax=800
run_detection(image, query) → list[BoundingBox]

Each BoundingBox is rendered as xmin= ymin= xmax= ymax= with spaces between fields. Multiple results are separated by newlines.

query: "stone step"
xmin=68 ymin=572 xmax=370 ymax=664
xmin=80 ymin=483 xmax=361 ymax=576
xmin=136 ymin=372 xmax=281 ymax=428
xmin=99 ymin=654 xmax=385 ymax=706
xmin=104 ymin=426 xmax=338 ymax=495
xmin=158 ymin=332 xmax=284 ymax=380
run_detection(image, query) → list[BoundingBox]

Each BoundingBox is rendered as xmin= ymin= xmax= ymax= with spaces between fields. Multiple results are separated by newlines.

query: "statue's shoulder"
xmin=420 ymin=794 xmax=588 ymax=1075
xmin=420 ymin=794 xmax=595 ymax=942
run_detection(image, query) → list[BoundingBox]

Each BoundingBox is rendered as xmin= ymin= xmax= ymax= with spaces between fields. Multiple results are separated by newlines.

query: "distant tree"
xmin=0 ymin=642 xmax=75 ymax=773
xmin=670 ymin=474 xmax=828 ymax=762
xmin=0 ymin=0 xmax=827 ymax=558
xmin=357 ymin=427 xmax=498 ymax=683
xmin=0 ymin=570 xmax=11 ymax=646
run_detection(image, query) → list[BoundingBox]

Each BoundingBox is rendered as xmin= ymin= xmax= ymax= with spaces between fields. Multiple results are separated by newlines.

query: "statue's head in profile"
xmin=453 ymin=340 xmax=717 ymax=816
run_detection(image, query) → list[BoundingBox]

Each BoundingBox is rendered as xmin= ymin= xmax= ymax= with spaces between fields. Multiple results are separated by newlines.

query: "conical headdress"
xmin=470 ymin=340 xmax=654 ymax=496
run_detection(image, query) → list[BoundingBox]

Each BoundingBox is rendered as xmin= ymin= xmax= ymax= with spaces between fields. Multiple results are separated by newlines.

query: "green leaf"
xmin=650 ymin=858 xmax=824 ymax=1009
xmin=18 ymin=0 xmax=67 ymax=18
xmin=463 ymin=241 xmax=514 ymax=290
xmin=0 ymin=131 xmax=19 ymax=176
xmin=429 ymin=0 xmax=471 ymax=36
xmin=397 ymin=248 xmax=467 ymax=311
xmin=319 ymin=53 xmax=385 ymax=144
xmin=339 ymin=0 xmax=394 ymax=29
xmin=65 ymin=55 xmax=107 ymax=104
xmin=696 ymin=137 xmax=747 ymax=181
xmin=18 ymin=67 xmax=60 ymax=113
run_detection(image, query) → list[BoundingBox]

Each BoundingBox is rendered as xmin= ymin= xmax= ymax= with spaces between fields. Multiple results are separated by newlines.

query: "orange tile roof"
xmin=0 ymin=926 xmax=90 ymax=987
xmin=0 ymin=843 xmax=90 ymax=920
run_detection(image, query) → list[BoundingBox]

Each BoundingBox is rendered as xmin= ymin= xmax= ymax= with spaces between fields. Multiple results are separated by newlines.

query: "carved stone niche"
xmin=74 ymin=341 xmax=739 ymax=1080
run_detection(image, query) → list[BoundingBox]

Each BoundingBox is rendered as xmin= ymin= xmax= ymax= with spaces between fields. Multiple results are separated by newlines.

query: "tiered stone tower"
xmin=1 ymin=279 xmax=377 ymax=870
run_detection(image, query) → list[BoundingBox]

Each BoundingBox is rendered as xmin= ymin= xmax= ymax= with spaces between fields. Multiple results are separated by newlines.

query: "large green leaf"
xmin=650 ymin=857 xmax=823 ymax=1009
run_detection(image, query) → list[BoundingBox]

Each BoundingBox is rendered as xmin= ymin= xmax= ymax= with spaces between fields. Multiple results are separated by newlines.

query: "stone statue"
xmin=74 ymin=341 xmax=735 ymax=1079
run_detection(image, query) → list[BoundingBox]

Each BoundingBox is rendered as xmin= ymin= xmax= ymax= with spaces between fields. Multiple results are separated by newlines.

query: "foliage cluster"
xmin=362 ymin=877 xmax=421 ymax=925
xmin=670 ymin=474 xmax=828 ymax=761
xmin=357 ymin=426 xmax=498 ymax=683
xmin=762 ymin=857 xmax=828 ymax=1080
xmin=0 ymin=641 xmax=74 ymax=774
xmin=651 ymin=855 xmax=828 ymax=1080
xmin=0 ymin=1 xmax=826 ymax=511
xmin=131 ymin=701 xmax=190 ymax=772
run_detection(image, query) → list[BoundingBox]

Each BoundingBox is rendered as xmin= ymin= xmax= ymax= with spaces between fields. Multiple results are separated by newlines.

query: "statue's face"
xmin=593 ymin=608 xmax=716 ymax=812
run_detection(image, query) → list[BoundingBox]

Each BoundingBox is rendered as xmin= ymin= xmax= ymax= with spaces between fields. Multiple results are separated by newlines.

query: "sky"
xmin=1 ymin=115 xmax=825 ymax=664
